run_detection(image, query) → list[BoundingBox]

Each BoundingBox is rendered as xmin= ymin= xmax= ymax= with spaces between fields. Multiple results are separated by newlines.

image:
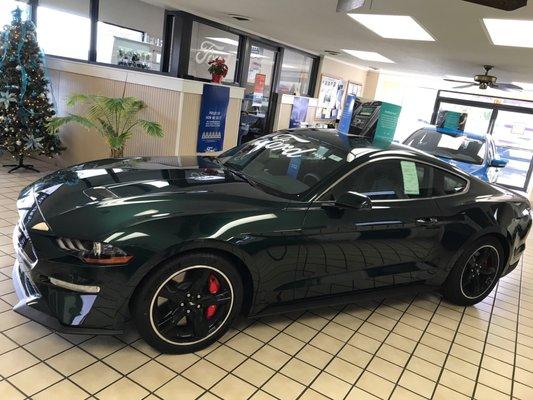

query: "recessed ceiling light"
xmin=483 ymin=19 xmax=533 ymax=48
xmin=227 ymin=13 xmax=252 ymax=22
xmin=348 ymin=14 xmax=435 ymax=41
xmin=342 ymin=49 xmax=394 ymax=63
xmin=205 ymin=37 xmax=239 ymax=47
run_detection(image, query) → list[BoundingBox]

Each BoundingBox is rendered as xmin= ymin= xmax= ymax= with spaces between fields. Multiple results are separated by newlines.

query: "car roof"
xmin=279 ymin=128 xmax=453 ymax=167
xmin=420 ymin=126 xmax=487 ymax=142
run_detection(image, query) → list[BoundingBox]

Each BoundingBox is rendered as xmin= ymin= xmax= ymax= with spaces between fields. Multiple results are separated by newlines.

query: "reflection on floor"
xmin=0 ymin=157 xmax=532 ymax=400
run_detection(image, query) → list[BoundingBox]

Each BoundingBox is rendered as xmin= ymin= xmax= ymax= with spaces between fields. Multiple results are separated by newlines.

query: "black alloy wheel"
xmin=460 ymin=245 xmax=499 ymax=299
xmin=133 ymin=253 xmax=243 ymax=353
xmin=443 ymin=236 xmax=503 ymax=306
xmin=150 ymin=266 xmax=233 ymax=345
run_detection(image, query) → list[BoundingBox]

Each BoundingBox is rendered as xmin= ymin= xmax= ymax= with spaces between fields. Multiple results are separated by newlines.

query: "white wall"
xmin=99 ymin=0 xmax=165 ymax=39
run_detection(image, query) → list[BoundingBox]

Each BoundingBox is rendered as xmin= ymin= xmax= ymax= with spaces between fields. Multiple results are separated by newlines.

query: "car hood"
xmin=23 ymin=156 xmax=288 ymax=237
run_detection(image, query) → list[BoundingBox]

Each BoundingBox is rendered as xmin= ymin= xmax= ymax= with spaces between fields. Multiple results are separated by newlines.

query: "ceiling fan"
xmin=444 ymin=65 xmax=523 ymax=91
xmin=336 ymin=0 xmax=527 ymax=11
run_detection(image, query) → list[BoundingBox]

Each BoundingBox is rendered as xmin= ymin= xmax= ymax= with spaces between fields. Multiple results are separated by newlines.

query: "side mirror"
xmin=335 ymin=191 xmax=372 ymax=210
xmin=490 ymin=158 xmax=508 ymax=168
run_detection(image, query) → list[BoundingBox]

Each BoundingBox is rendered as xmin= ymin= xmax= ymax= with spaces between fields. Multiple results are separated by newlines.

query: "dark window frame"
xmin=25 ymin=1 xmax=319 ymax=91
xmin=163 ymin=10 xmax=320 ymax=97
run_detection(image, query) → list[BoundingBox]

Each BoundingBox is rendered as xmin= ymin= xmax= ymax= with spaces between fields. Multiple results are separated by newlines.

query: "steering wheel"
xmin=302 ymin=173 xmax=321 ymax=187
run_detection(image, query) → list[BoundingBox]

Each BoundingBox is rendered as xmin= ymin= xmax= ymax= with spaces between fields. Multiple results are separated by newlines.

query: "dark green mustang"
xmin=13 ymin=129 xmax=531 ymax=353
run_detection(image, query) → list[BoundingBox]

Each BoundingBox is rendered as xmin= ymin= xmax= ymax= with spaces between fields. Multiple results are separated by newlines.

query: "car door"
xmin=294 ymin=158 xmax=444 ymax=300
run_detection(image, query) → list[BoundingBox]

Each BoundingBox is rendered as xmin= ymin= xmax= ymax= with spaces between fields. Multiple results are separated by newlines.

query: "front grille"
xmin=14 ymin=222 xmax=37 ymax=263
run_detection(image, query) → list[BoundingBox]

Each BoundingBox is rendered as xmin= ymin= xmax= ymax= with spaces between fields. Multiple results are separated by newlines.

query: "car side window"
xmin=433 ymin=168 xmax=468 ymax=195
xmin=328 ymin=159 xmax=433 ymax=201
xmin=327 ymin=159 xmax=468 ymax=201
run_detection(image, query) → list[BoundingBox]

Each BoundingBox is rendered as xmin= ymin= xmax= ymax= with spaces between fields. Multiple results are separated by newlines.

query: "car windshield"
xmin=404 ymin=129 xmax=486 ymax=165
xmin=218 ymin=133 xmax=349 ymax=198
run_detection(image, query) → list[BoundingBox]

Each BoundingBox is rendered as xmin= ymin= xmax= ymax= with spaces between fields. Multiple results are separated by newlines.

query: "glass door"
xmin=491 ymin=110 xmax=533 ymax=191
xmin=239 ymin=42 xmax=278 ymax=144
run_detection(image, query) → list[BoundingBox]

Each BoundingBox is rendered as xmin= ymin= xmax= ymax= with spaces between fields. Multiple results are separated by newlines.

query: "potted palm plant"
xmin=47 ymin=94 xmax=163 ymax=158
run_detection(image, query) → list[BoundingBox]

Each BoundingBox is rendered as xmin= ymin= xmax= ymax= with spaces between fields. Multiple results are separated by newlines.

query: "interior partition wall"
xmin=431 ymin=90 xmax=533 ymax=191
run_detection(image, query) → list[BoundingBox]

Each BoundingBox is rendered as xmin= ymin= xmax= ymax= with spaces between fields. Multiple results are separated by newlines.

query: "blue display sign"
xmin=289 ymin=97 xmax=310 ymax=129
xmin=197 ymin=84 xmax=230 ymax=153
xmin=338 ymin=94 xmax=357 ymax=134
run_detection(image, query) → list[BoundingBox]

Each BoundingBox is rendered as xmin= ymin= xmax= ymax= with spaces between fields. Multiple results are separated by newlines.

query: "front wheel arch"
xmin=129 ymin=247 xmax=255 ymax=317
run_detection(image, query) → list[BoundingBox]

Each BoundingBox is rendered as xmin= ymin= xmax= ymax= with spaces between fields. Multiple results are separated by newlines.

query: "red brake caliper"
xmin=205 ymin=274 xmax=220 ymax=319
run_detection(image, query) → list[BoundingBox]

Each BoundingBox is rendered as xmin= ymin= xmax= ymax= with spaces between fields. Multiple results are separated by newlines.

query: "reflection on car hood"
xmin=24 ymin=156 xmax=288 ymax=237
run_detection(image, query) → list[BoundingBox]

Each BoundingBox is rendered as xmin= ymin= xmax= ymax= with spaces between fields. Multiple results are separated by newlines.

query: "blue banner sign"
xmin=289 ymin=97 xmax=310 ymax=129
xmin=197 ymin=84 xmax=230 ymax=153
xmin=338 ymin=94 xmax=357 ymax=134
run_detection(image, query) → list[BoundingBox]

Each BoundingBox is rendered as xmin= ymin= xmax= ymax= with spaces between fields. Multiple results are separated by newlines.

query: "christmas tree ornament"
xmin=0 ymin=7 xmax=64 ymax=172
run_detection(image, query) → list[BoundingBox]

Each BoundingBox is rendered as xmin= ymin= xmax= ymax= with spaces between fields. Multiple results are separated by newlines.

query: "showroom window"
xmin=188 ymin=21 xmax=240 ymax=83
xmin=36 ymin=0 xmax=91 ymax=61
xmin=97 ymin=0 xmax=165 ymax=71
xmin=0 ymin=1 xmax=30 ymax=27
xmin=277 ymin=49 xmax=314 ymax=96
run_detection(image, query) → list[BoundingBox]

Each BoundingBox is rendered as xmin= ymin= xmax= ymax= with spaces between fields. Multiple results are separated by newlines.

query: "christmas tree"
xmin=0 ymin=7 xmax=63 ymax=172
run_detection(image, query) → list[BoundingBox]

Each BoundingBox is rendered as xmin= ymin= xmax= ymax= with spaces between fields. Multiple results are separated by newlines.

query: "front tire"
xmin=132 ymin=252 xmax=243 ymax=354
xmin=443 ymin=236 xmax=504 ymax=306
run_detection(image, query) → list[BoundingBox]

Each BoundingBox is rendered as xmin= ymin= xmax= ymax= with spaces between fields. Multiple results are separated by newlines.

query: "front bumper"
xmin=11 ymin=222 xmax=132 ymax=335
xmin=12 ymin=261 xmax=123 ymax=335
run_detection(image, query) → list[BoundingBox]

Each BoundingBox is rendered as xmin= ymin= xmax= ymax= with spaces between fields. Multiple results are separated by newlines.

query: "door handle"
xmin=416 ymin=217 xmax=438 ymax=225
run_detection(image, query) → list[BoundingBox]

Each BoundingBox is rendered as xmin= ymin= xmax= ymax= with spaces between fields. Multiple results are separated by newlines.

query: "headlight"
xmin=56 ymin=238 xmax=133 ymax=265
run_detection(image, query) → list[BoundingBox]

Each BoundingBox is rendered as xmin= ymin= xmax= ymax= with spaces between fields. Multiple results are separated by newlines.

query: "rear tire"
xmin=132 ymin=252 xmax=243 ymax=354
xmin=443 ymin=236 xmax=504 ymax=306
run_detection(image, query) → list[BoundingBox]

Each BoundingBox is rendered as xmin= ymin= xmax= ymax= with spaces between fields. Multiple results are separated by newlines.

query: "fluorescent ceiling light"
xmin=483 ymin=19 xmax=533 ymax=48
xmin=348 ymin=14 xmax=434 ymax=41
xmin=205 ymin=37 xmax=239 ymax=46
xmin=342 ymin=49 xmax=394 ymax=63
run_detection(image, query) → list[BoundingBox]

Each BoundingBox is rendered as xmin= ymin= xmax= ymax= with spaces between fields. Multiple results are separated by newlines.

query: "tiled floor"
xmin=0 ymin=157 xmax=532 ymax=400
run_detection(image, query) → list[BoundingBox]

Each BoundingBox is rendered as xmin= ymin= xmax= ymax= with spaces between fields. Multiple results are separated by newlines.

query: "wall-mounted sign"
xmin=289 ymin=97 xmax=310 ymax=128
xmin=197 ymin=84 xmax=230 ymax=153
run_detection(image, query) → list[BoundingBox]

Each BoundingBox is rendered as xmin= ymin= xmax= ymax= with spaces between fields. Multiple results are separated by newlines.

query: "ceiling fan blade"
xmin=462 ymin=0 xmax=527 ymax=10
xmin=497 ymin=83 xmax=524 ymax=90
xmin=454 ymin=84 xmax=478 ymax=89
xmin=444 ymin=79 xmax=476 ymax=84
xmin=336 ymin=0 xmax=366 ymax=12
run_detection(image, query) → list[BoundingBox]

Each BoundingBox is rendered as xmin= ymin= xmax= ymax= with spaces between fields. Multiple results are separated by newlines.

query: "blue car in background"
xmin=403 ymin=127 xmax=508 ymax=183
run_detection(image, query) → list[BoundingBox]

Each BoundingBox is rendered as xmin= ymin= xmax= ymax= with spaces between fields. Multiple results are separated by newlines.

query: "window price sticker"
xmin=400 ymin=161 xmax=420 ymax=195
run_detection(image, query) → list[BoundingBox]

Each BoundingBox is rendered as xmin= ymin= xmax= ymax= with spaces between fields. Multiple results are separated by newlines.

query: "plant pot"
xmin=111 ymin=147 xmax=124 ymax=158
xmin=211 ymin=74 xmax=224 ymax=84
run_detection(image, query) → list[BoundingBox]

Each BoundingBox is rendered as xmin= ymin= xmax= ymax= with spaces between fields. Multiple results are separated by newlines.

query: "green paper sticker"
xmin=400 ymin=161 xmax=420 ymax=195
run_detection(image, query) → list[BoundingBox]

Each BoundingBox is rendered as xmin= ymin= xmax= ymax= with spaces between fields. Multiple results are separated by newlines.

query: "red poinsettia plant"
xmin=208 ymin=57 xmax=229 ymax=83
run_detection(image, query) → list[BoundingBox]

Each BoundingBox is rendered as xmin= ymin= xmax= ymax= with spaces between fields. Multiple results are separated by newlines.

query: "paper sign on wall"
xmin=400 ymin=161 xmax=420 ymax=195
